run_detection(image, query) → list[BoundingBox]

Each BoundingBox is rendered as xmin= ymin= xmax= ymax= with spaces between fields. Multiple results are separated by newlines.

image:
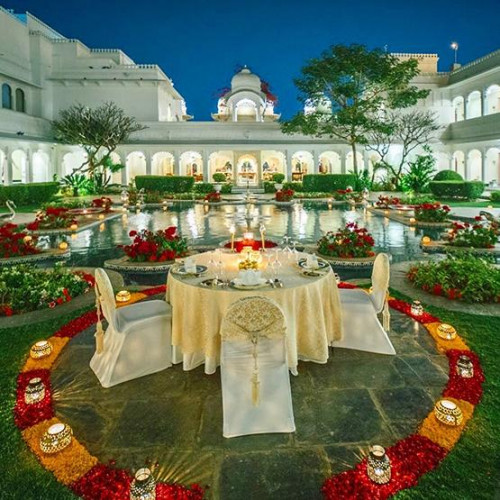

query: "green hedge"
xmin=283 ymin=182 xmax=304 ymax=192
xmin=193 ymin=182 xmax=215 ymax=194
xmin=303 ymin=174 xmax=356 ymax=193
xmin=490 ymin=191 xmax=500 ymax=202
xmin=135 ymin=176 xmax=194 ymax=193
xmin=263 ymin=181 xmax=275 ymax=194
xmin=429 ymin=181 xmax=485 ymax=199
xmin=0 ymin=182 xmax=59 ymax=206
xmin=433 ymin=169 xmax=464 ymax=181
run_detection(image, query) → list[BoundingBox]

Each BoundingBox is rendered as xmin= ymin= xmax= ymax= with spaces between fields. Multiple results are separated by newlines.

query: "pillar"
xmin=463 ymin=96 xmax=468 ymax=120
xmin=172 ymin=151 xmax=180 ymax=176
xmin=26 ymin=149 xmax=33 ymax=183
xmin=121 ymin=152 xmax=129 ymax=185
xmin=145 ymin=153 xmax=152 ymax=175
xmin=201 ymin=151 xmax=209 ymax=182
xmin=2 ymin=146 xmax=9 ymax=185
xmin=340 ymin=150 xmax=347 ymax=174
xmin=481 ymin=149 xmax=487 ymax=182
xmin=312 ymin=150 xmax=320 ymax=174
xmin=285 ymin=150 xmax=293 ymax=182
xmin=482 ymin=89 xmax=489 ymax=116
xmin=464 ymin=151 xmax=470 ymax=180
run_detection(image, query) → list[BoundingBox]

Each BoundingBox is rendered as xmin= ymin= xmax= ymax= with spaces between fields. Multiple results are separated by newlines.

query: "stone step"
xmin=232 ymin=188 xmax=265 ymax=194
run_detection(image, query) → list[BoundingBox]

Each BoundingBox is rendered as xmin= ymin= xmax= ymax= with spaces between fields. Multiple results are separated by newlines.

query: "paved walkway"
xmin=52 ymin=308 xmax=448 ymax=500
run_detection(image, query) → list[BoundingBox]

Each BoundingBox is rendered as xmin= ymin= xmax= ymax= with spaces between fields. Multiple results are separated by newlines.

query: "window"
xmin=2 ymin=84 xmax=12 ymax=109
xmin=15 ymin=88 xmax=25 ymax=112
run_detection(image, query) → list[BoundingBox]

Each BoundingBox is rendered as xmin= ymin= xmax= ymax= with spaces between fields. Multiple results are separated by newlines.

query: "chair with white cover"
xmin=333 ymin=253 xmax=396 ymax=355
xmin=90 ymin=268 xmax=172 ymax=388
xmin=220 ymin=296 xmax=296 ymax=438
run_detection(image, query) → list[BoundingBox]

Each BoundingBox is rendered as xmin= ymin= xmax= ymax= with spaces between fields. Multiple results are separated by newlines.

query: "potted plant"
xmin=275 ymin=189 xmax=295 ymax=202
xmin=272 ymin=173 xmax=285 ymax=191
xmin=212 ymin=173 xmax=226 ymax=193
xmin=317 ymin=222 xmax=375 ymax=259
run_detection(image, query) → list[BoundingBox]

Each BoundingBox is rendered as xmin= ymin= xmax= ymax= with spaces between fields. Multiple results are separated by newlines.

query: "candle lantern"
xmin=259 ymin=224 xmax=266 ymax=250
xmin=130 ymin=468 xmax=156 ymax=500
xmin=70 ymin=223 xmax=78 ymax=231
xmin=229 ymin=225 xmax=236 ymax=252
xmin=434 ymin=399 xmax=463 ymax=426
xmin=40 ymin=423 xmax=73 ymax=454
xmin=366 ymin=445 xmax=391 ymax=484
xmin=410 ymin=300 xmax=423 ymax=316
xmin=334 ymin=273 xmax=341 ymax=284
xmin=437 ymin=323 xmax=457 ymax=340
xmin=24 ymin=377 xmax=45 ymax=405
xmin=23 ymin=235 xmax=32 ymax=243
xmin=30 ymin=340 xmax=53 ymax=359
xmin=98 ymin=214 xmax=105 ymax=220
xmin=456 ymin=355 xmax=474 ymax=378
xmin=421 ymin=236 xmax=431 ymax=245
xmin=238 ymin=247 xmax=261 ymax=270
xmin=116 ymin=290 xmax=131 ymax=303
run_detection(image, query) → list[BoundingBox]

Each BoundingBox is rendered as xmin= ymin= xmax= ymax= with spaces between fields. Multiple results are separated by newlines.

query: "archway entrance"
xmin=236 ymin=154 xmax=258 ymax=187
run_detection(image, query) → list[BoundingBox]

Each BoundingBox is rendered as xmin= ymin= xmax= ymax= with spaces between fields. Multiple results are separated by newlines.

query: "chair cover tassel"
xmin=95 ymin=285 xmax=104 ymax=354
xmin=382 ymin=295 xmax=391 ymax=331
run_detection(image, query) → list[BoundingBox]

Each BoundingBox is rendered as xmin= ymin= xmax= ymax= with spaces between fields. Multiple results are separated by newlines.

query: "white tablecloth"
xmin=166 ymin=251 xmax=343 ymax=375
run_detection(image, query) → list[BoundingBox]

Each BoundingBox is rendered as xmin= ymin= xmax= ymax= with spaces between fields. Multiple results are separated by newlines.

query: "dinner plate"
xmin=171 ymin=265 xmax=207 ymax=276
xmin=230 ymin=278 xmax=269 ymax=290
xmin=297 ymin=258 xmax=329 ymax=271
xmin=300 ymin=269 xmax=327 ymax=278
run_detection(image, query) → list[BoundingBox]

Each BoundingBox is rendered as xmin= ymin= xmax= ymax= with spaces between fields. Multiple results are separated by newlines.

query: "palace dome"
xmin=231 ymin=67 xmax=261 ymax=92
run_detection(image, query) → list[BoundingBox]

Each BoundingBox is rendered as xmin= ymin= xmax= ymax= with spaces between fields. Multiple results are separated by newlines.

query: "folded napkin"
xmin=238 ymin=270 xmax=262 ymax=285
xmin=184 ymin=257 xmax=197 ymax=274
xmin=306 ymin=254 xmax=319 ymax=269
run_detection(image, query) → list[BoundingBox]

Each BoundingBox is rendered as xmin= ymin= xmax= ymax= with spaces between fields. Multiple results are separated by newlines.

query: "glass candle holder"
xmin=434 ymin=399 xmax=463 ymax=426
xmin=24 ymin=377 xmax=45 ymax=405
xmin=456 ymin=355 xmax=474 ymax=378
xmin=421 ymin=236 xmax=431 ymax=245
xmin=410 ymin=300 xmax=423 ymax=316
xmin=130 ymin=467 xmax=156 ymax=500
xmin=40 ymin=423 xmax=73 ymax=454
xmin=366 ymin=445 xmax=391 ymax=484
xmin=30 ymin=340 xmax=53 ymax=359
xmin=437 ymin=323 xmax=457 ymax=340
xmin=70 ymin=223 xmax=78 ymax=231
xmin=59 ymin=241 xmax=69 ymax=251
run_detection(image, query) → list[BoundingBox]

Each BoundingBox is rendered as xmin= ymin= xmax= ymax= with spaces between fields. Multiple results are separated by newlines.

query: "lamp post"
xmin=451 ymin=42 xmax=459 ymax=65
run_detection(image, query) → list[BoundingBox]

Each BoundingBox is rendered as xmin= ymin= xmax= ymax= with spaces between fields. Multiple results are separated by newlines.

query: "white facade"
xmin=1 ymin=6 xmax=499 ymax=187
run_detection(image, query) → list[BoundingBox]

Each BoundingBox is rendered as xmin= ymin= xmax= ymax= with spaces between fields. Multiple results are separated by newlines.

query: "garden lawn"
xmin=0 ymin=297 xmax=498 ymax=499
xmin=436 ymin=199 xmax=500 ymax=208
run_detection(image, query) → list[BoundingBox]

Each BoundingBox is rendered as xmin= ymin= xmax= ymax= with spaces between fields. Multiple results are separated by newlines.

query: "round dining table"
xmin=166 ymin=250 xmax=343 ymax=375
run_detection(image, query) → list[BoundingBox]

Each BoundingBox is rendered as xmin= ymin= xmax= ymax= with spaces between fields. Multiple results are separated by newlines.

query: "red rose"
xmin=129 ymin=230 xmax=137 ymax=237
xmin=48 ymin=301 xmax=56 ymax=309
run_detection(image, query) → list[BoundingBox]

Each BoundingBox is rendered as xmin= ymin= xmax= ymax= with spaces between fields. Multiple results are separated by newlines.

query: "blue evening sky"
xmin=4 ymin=0 xmax=500 ymax=120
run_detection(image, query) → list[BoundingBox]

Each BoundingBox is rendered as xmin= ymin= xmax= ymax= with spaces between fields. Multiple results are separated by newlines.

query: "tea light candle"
xmin=243 ymin=231 xmax=254 ymax=241
xmin=437 ymin=323 xmax=457 ymax=340
xmin=411 ymin=300 xmax=423 ymax=316
xmin=23 ymin=235 xmax=32 ymax=243
xmin=456 ymin=355 xmax=474 ymax=378
xmin=98 ymin=214 xmax=105 ymax=220
xmin=130 ymin=467 xmax=156 ymax=500
xmin=70 ymin=223 xmax=78 ymax=231
xmin=259 ymin=224 xmax=266 ymax=250
xmin=421 ymin=236 xmax=431 ymax=245
xmin=434 ymin=399 xmax=463 ymax=426
xmin=366 ymin=445 xmax=391 ymax=484
xmin=229 ymin=225 xmax=236 ymax=251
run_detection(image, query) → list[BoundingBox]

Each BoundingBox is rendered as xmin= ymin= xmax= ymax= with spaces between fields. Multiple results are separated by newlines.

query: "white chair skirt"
xmin=90 ymin=300 xmax=172 ymax=388
xmin=333 ymin=289 xmax=396 ymax=355
xmin=221 ymin=337 xmax=296 ymax=438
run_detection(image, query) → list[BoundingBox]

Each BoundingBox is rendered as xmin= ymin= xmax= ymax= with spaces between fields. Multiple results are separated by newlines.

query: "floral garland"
xmin=14 ymin=285 xmax=203 ymax=499
xmin=13 ymin=285 xmax=484 ymax=500
xmin=321 ymin=288 xmax=485 ymax=499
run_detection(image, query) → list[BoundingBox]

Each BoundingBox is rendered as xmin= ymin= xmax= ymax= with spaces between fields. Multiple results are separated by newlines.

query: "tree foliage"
xmin=281 ymin=44 xmax=430 ymax=172
xmin=367 ymin=109 xmax=440 ymax=182
xmin=53 ymin=102 xmax=146 ymax=175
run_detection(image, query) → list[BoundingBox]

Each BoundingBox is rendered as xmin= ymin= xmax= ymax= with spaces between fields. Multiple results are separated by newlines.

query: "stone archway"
xmin=291 ymin=151 xmax=313 ymax=181
xmin=452 ymin=96 xmax=465 ymax=122
xmin=467 ymin=149 xmax=482 ymax=180
xmin=235 ymin=153 xmax=259 ymax=187
xmin=261 ymin=151 xmax=285 ymax=181
xmin=453 ymin=151 xmax=465 ymax=178
xmin=180 ymin=151 xmax=203 ymax=181
xmin=209 ymin=151 xmax=234 ymax=184
xmin=466 ymin=91 xmax=481 ymax=119
xmin=319 ymin=151 xmax=341 ymax=174
xmin=32 ymin=150 xmax=50 ymax=182
xmin=126 ymin=152 xmax=146 ymax=183
xmin=11 ymin=149 xmax=27 ymax=183
xmin=485 ymin=85 xmax=500 ymax=115
xmin=485 ymin=148 xmax=500 ymax=184
xmin=152 ymin=152 xmax=174 ymax=176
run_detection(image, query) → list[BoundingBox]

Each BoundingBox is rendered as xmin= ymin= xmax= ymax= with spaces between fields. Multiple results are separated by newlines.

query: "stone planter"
xmin=104 ymin=252 xmax=197 ymax=274
xmin=274 ymin=183 xmax=283 ymax=191
xmin=213 ymin=183 xmax=222 ymax=193
xmin=0 ymin=248 xmax=70 ymax=267
xmin=317 ymin=252 xmax=379 ymax=268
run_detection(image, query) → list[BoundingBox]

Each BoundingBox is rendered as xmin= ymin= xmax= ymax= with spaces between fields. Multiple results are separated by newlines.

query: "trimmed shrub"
xmin=490 ymin=191 xmax=500 ymax=202
xmin=433 ymin=169 xmax=464 ymax=181
xmin=0 ymin=182 xmax=59 ymax=206
xmin=263 ymin=181 xmax=276 ymax=193
xmin=220 ymin=183 xmax=232 ymax=194
xmin=303 ymin=174 xmax=357 ymax=193
xmin=212 ymin=173 xmax=226 ymax=183
xmin=429 ymin=181 xmax=485 ymax=199
xmin=135 ymin=175 xmax=194 ymax=193
xmin=193 ymin=182 xmax=215 ymax=194
xmin=272 ymin=173 xmax=285 ymax=183
xmin=283 ymin=181 xmax=303 ymax=192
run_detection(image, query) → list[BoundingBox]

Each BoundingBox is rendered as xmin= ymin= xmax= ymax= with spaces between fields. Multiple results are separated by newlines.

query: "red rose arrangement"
xmin=414 ymin=202 xmax=450 ymax=223
xmin=204 ymin=192 xmax=221 ymax=203
xmin=317 ymin=222 xmax=375 ymax=258
xmin=91 ymin=197 xmax=113 ymax=212
xmin=26 ymin=207 xmax=77 ymax=231
xmin=120 ymin=227 xmax=188 ymax=262
xmin=447 ymin=218 xmax=499 ymax=248
xmin=275 ymin=189 xmax=294 ymax=202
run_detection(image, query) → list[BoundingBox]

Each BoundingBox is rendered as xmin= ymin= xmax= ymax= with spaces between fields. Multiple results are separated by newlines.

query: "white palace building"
xmin=1 ymin=6 xmax=500 ymax=189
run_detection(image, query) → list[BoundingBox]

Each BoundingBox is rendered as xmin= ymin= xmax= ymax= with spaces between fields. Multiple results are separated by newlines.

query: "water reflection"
xmin=57 ymin=203 xmax=442 ymax=269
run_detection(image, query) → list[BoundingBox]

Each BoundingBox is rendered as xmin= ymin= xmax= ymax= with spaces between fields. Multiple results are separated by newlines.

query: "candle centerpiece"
xmin=238 ymin=246 xmax=262 ymax=270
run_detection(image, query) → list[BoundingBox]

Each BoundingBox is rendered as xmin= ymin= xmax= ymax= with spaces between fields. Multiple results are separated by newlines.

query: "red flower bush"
xmin=120 ymin=227 xmax=188 ymax=262
xmin=317 ymin=222 xmax=375 ymax=258
xmin=204 ymin=192 xmax=221 ymax=203
xmin=223 ymin=239 xmax=278 ymax=252
xmin=275 ymin=189 xmax=294 ymax=202
xmin=375 ymin=195 xmax=401 ymax=208
xmin=91 ymin=197 xmax=113 ymax=212
xmin=414 ymin=202 xmax=450 ymax=223
xmin=447 ymin=219 xmax=499 ymax=248
xmin=0 ymin=223 xmax=40 ymax=258
xmin=26 ymin=207 xmax=77 ymax=231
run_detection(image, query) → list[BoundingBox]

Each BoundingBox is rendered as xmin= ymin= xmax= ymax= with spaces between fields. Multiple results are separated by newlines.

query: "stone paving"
xmin=51 ymin=308 xmax=448 ymax=500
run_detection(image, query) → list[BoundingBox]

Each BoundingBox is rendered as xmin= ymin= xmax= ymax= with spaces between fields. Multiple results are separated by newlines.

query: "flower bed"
xmin=375 ymin=195 xmax=401 ymax=208
xmin=13 ymin=287 xmax=484 ymax=499
xmin=275 ymin=189 xmax=294 ymax=202
xmin=414 ymin=202 xmax=450 ymax=223
xmin=447 ymin=219 xmax=499 ymax=248
xmin=0 ymin=223 xmax=41 ymax=258
xmin=407 ymin=254 xmax=500 ymax=303
xmin=0 ymin=264 xmax=95 ymax=316
xmin=119 ymin=227 xmax=188 ymax=262
xmin=26 ymin=207 xmax=77 ymax=231
xmin=317 ymin=222 xmax=375 ymax=258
